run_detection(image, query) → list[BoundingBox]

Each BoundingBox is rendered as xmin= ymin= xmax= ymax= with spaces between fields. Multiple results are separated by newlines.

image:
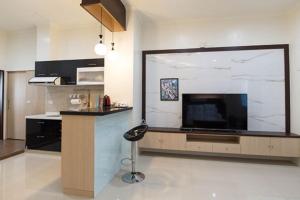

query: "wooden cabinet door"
xmin=139 ymin=132 xmax=186 ymax=150
xmin=186 ymin=141 xmax=213 ymax=152
xmin=240 ymin=137 xmax=270 ymax=156
xmin=160 ymin=133 xmax=185 ymax=150
xmin=139 ymin=132 xmax=163 ymax=149
xmin=270 ymin=138 xmax=300 ymax=157
xmin=213 ymin=143 xmax=241 ymax=154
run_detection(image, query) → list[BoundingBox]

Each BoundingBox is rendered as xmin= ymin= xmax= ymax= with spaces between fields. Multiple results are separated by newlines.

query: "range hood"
xmin=81 ymin=0 xmax=126 ymax=32
xmin=28 ymin=77 xmax=62 ymax=86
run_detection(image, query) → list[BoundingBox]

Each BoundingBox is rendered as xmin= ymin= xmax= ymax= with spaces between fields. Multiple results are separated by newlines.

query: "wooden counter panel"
xmin=62 ymin=115 xmax=95 ymax=192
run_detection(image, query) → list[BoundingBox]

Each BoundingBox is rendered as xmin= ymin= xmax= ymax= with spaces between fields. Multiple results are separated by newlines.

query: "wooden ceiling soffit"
xmin=81 ymin=0 xmax=126 ymax=32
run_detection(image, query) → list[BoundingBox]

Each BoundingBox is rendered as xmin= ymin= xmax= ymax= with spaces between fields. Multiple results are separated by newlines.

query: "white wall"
xmin=289 ymin=6 xmax=300 ymax=134
xmin=5 ymin=28 xmax=37 ymax=71
xmin=132 ymin=12 xmax=143 ymax=126
xmin=0 ymin=31 xmax=7 ymax=69
xmin=141 ymin=15 xmax=300 ymax=134
xmin=142 ymin=16 xmax=290 ymax=50
xmin=51 ymin=24 xmax=101 ymax=60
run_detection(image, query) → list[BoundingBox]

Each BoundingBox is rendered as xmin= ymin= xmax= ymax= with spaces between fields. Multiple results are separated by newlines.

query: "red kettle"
xmin=103 ymin=95 xmax=111 ymax=107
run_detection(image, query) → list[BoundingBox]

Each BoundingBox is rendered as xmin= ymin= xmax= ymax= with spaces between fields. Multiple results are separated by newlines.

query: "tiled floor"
xmin=0 ymin=152 xmax=300 ymax=200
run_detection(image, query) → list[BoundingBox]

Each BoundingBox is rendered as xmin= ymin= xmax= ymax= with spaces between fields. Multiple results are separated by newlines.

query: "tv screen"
xmin=182 ymin=94 xmax=247 ymax=131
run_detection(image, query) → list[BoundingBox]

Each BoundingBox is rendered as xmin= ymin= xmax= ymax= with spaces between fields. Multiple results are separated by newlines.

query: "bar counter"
xmin=60 ymin=107 xmax=132 ymax=197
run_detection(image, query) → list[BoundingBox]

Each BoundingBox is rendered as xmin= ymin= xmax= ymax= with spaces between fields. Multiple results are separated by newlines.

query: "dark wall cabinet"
xmin=35 ymin=58 xmax=104 ymax=85
xmin=26 ymin=119 xmax=62 ymax=152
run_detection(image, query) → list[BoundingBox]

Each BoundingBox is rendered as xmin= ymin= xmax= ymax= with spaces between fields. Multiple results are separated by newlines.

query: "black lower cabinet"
xmin=26 ymin=119 xmax=61 ymax=152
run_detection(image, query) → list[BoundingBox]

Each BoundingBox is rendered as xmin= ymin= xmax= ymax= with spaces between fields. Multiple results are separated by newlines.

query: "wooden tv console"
xmin=139 ymin=128 xmax=300 ymax=160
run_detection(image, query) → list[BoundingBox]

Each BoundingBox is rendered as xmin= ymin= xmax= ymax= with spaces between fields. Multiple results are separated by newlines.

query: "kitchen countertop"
xmin=60 ymin=107 xmax=133 ymax=116
xmin=25 ymin=114 xmax=62 ymax=120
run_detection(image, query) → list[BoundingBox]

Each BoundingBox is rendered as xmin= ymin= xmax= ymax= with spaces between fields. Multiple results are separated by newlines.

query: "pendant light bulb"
xmin=95 ymin=34 xmax=107 ymax=56
xmin=95 ymin=8 xmax=107 ymax=56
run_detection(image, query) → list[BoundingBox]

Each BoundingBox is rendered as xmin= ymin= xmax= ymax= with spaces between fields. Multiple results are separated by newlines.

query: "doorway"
xmin=6 ymin=71 xmax=45 ymax=140
xmin=7 ymin=71 xmax=27 ymax=140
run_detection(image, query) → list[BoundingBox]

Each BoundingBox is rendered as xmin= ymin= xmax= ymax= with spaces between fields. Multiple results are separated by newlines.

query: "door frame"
xmin=0 ymin=70 xmax=4 ymax=140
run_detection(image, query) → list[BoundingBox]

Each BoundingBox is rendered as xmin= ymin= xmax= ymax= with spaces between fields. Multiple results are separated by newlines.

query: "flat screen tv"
xmin=182 ymin=94 xmax=248 ymax=131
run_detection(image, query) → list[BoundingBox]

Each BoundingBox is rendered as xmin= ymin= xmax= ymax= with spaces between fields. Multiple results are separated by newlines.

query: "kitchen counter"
xmin=25 ymin=114 xmax=62 ymax=120
xmin=61 ymin=107 xmax=131 ymax=197
xmin=60 ymin=106 xmax=132 ymax=116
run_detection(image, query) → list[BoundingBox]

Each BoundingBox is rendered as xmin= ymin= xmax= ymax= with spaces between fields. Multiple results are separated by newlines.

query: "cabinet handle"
xmin=36 ymin=135 xmax=45 ymax=139
xmin=38 ymin=73 xmax=46 ymax=76
xmin=36 ymin=121 xmax=45 ymax=124
xmin=88 ymin=63 xmax=97 ymax=66
xmin=50 ymin=73 xmax=58 ymax=76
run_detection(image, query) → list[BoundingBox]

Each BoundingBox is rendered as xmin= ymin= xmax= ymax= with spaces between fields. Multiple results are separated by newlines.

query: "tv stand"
xmin=139 ymin=127 xmax=300 ymax=162
xmin=180 ymin=127 xmax=242 ymax=134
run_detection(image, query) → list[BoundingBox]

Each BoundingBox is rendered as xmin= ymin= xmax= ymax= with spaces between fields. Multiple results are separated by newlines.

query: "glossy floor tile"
xmin=0 ymin=152 xmax=300 ymax=200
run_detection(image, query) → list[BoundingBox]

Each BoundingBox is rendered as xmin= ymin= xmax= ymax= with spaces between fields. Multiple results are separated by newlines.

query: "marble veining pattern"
xmin=146 ymin=49 xmax=286 ymax=132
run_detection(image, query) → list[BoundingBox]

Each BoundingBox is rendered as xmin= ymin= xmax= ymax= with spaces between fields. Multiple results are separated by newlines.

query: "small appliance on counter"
xmin=103 ymin=95 xmax=111 ymax=107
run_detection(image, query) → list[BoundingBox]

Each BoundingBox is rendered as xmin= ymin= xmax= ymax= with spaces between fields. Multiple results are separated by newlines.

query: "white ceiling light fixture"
xmin=94 ymin=7 xmax=107 ymax=56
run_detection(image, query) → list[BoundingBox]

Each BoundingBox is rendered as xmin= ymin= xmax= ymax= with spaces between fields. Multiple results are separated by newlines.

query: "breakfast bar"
xmin=60 ymin=107 xmax=132 ymax=198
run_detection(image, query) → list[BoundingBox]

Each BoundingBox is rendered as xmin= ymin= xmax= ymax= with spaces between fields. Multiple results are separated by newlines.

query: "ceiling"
xmin=0 ymin=0 xmax=299 ymax=31
xmin=124 ymin=0 xmax=299 ymax=22
xmin=0 ymin=0 xmax=95 ymax=31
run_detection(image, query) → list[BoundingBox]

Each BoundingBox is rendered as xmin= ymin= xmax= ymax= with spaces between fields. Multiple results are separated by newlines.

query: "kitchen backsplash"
xmin=45 ymin=86 xmax=104 ymax=112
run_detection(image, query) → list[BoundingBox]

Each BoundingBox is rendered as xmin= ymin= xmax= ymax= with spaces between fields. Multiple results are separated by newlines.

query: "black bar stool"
xmin=122 ymin=124 xmax=148 ymax=183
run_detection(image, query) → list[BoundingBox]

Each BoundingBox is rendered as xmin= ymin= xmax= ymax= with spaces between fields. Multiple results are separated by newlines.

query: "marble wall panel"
xmin=146 ymin=49 xmax=286 ymax=132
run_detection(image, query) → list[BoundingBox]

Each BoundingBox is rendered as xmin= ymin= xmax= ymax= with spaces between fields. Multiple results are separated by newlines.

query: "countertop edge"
xmin=25 ymin=115 xmax=62 ymax=120
xmin=60 ymin=107 xmax=133 ymax=116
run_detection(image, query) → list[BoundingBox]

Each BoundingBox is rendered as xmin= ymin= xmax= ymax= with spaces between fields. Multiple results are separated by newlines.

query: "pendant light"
xmin=94 ymin=7 xmax=107 ymax=56
xmin=108 ymin=32 xmax=118 ymax=60
xmin=111 ymin=32 xmax=115 ymax=51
